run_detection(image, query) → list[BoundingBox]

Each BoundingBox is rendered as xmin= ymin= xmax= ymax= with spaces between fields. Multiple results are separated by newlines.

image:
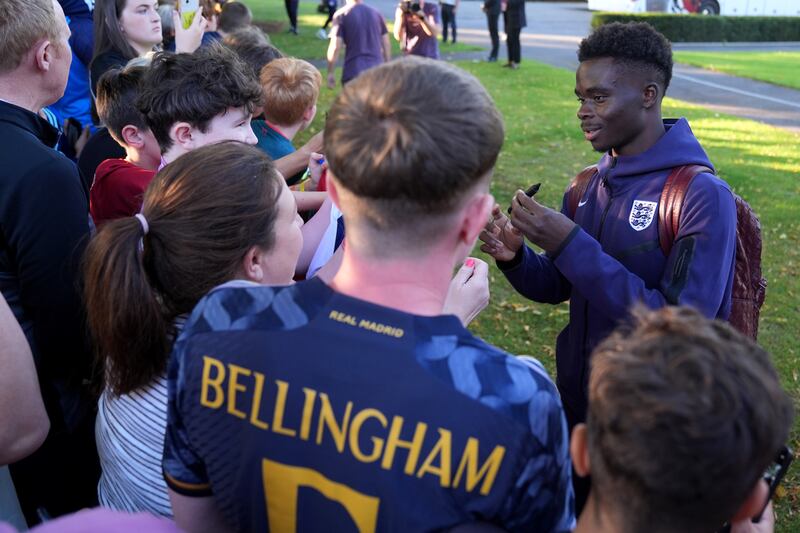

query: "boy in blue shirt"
xmin=253 ymin=57 xmax=322 ymax=186
xmin=163 ymin=57 xmax=575 ymax=532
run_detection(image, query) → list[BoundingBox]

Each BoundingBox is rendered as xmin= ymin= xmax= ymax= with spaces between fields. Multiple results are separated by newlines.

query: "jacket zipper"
xmin=580 ymin=156 xmax=616 ymax=398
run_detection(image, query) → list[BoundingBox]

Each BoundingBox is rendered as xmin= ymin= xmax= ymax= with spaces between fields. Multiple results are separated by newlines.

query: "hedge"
xmin=591 ymin=13 xmax=800 ymax=42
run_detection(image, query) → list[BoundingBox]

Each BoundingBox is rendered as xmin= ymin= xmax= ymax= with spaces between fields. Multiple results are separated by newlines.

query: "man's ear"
xmin=121 ymin=125 xmax=146 ymax=148
xmin=170 ymin=122 xmax=196 ymax=150
xmin=33 ymin=39 xmax=53 ymax=73
xmin=570 ymin=423 xmax=591 ymax=478
xmin=458 ymin=192 xmax=493 ymax=246
xmin=240 ymin=245 xmax=266 ymax=283
xmin=730 ymin=479 xmax=769 ymax=523
xmin=642 ymin=82 xmax=660 ymax=109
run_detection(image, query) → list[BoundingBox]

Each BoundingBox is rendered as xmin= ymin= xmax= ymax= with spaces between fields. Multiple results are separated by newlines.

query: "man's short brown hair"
xmin=0 ymin=0 xmax=60 ymax=73
xmin=259 ymin=58 xmax=321 ymax=126
xmin=324 ymin=57 xmax=504 ymax=249
xmin=219 ymin=1 xmax=253 ymax=34
xmin=587 ymin=306 xmax=793 ymax=533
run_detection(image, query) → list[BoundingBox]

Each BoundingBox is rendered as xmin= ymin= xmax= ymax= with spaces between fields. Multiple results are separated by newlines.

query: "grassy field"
xmin=257 ymin=1 xmax=800 ymax=528
xmin=674 ymin=51 xmax=800 ymax=90
xmin=250 ymin=0 xmax=480 ymax=61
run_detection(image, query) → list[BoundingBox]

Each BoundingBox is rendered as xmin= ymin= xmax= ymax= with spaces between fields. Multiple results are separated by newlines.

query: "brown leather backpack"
xmin=566 ymin=165 xmax=767 ymax=340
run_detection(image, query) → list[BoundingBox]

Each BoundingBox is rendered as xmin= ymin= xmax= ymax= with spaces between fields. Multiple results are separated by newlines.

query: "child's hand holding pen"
xmin=300 ymin=152 xmax=326 ymax=191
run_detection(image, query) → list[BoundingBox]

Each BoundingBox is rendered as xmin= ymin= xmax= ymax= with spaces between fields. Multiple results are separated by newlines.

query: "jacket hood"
xmin=596 ymin=118 xmax=714 ymax=178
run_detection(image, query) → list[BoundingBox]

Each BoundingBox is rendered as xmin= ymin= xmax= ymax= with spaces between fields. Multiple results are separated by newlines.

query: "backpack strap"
xmin=566 ymin=165 xmax=598 ymax=220
xmin=658 ymin=165 xmax=714 ymax=256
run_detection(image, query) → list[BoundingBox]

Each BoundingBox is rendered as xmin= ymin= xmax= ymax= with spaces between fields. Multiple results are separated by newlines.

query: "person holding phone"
xmin=82 ymin=0 xmax=208 ymax=184
xmin=393 ymin=0 xmax=440 ymax=59
xmin=569 ymin=306 xmax=791 ymax=533
xmin=91 ymin=0 xmax=210 ymax=93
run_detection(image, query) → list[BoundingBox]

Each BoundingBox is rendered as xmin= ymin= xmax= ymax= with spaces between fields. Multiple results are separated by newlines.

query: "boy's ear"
xmin=570 ymin=423 xmax=591 ymax=478
xmin=302 ymin=104 xmax=317 ymax=125
xmin=121 ymin=125 xmax=145 ymax=148
xmin=457 ymin=190 xmax=493 ymax=247
xmin=170 ymin=121 xmax=196 ymax=150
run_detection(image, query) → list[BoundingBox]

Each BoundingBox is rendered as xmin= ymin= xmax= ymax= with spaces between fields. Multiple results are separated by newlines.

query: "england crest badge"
xmin=629 ymin=200 xmax=657 ymax=231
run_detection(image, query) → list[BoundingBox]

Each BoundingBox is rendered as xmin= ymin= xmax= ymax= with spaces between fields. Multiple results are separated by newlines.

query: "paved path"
xmin=367 ymin=0 xmax=800 ymax=133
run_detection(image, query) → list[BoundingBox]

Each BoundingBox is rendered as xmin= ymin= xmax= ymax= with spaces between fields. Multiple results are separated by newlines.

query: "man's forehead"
xmin=576 ymin=58 xmax=620 ymax=87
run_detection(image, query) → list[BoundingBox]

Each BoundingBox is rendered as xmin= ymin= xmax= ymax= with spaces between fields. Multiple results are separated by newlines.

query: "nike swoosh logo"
xmin=578 ymin=199 xmax=588 ymax=207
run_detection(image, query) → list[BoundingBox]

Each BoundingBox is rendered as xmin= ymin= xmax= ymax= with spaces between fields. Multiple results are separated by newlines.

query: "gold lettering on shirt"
xmin=327 ymin=309 xmax=405 ymax=338
xmin=197 ymin=355 xmax=508 ymax=495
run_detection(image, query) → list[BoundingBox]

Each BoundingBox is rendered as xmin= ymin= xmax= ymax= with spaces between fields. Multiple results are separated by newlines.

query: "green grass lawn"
xmin=249 ymin=0 xmax=480 ymax=62
xmin=290 ymin=40 xmax=800 ymax=533
xmin=675 ymin=51 xmax=800 ymax=90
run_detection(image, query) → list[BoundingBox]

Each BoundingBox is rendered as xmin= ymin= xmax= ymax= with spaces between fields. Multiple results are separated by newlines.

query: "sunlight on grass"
xmin=674 ymin=51 xmax=800 ymax=90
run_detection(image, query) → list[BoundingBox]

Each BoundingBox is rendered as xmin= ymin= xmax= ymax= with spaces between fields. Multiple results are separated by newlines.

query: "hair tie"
xmin=134 ymin=213 xmax=149 ymax=235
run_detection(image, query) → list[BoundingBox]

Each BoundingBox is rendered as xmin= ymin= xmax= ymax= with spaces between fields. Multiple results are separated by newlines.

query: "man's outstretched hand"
xmin=508 ymin=190 xmax=576 ymax=255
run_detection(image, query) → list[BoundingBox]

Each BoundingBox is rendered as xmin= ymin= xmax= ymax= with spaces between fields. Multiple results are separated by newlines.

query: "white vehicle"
xmin=587 ymin=0 xmax=800 ymax=15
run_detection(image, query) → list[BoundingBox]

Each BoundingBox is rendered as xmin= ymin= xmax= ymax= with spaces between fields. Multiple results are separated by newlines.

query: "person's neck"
xmin=329 ymin=243 xmax=453 ymax=317
xmin=125 ymin=147 xmax=160 ymax=171
xmin=0 ymin=76 xmax=49 ymax=114
xmin=128 ymin=40 xmax=153 ymax=57
xmin=270 ymin=120 xmax=303 ymax=142
xmin=161 ymin=145 xmax=189 ymax=166
xmin=573 ymin=494 xmax=627 ymax=533
xmin=611 ymin=114 xmax=665 ymax=158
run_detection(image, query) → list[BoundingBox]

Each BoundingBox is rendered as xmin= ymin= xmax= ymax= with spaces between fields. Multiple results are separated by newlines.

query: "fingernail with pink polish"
xmin=465 ymin=258 xmax=475 ymax=268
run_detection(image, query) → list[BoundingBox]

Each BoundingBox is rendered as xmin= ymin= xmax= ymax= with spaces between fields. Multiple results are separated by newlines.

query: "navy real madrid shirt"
xmin=163 ymin=278 xmax=574 ymax=532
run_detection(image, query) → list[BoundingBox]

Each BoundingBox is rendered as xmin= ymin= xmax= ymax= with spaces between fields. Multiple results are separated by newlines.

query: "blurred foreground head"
xmin=578 ymin=306 xmax=793 ymax=533
xmin=324 ymin=56 xmax=504 ymax=258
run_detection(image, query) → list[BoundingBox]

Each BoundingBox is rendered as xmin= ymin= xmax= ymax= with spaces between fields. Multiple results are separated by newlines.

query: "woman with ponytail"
xmin=83 ymin=141 xmax=303 ymax=516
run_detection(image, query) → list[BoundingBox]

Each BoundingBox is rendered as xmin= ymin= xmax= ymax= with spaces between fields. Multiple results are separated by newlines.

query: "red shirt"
xmin=90 ymin=159 xmax=156 ymax=227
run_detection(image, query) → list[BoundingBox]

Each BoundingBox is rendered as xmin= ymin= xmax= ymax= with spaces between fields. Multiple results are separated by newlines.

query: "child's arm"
xmin=295 ymin=196 xmax=334 ymax=276
xmin=292 ymin=191 xmax=327 ymax=211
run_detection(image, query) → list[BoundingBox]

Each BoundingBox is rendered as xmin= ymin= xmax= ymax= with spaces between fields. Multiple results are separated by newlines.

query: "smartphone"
xmin=180 ymin=0 xmax=200 ymax=29
xmin=755 ymin=445 xmax=793 ymax=522
xmin=507 ymin=183 xmax=541 ymax=214
xmin=717 ymin=445 xmax=793 ymax=533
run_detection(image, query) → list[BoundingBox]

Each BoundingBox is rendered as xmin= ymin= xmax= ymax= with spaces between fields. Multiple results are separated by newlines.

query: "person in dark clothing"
xmin=502 ymin=0 xmax=525 ymax=68
xmin=440 ymin=0 xmax=458 ymax=43
xmin=480 ymin=22 xmax=736 ymax=514
xmin=90 ymin=0 xmax=163 ymax=93
xmin=482 ymin=0 xmax=500 ymax=61
xmin=285 ymin=0 xmax=299 ymax=34
xmin=0 ymin=0 xmax=99 ymax=523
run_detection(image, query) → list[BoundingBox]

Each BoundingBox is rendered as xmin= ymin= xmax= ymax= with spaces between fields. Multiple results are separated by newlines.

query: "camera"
xmin=399 ymin=0 xmax=421 ymax=13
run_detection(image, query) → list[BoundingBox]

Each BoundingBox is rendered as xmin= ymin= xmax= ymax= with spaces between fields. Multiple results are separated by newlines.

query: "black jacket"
xmin=483 ymin=0 xmax=501 ymax=15
xmin=0 ymin=100 xmax=92 ymax=430
xmin=504 ymin=0 xmax=527 ymax=29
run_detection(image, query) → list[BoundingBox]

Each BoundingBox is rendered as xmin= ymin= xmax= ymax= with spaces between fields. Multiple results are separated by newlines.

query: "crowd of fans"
xmin=0 ymin=0 xmax=793 ymax=532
